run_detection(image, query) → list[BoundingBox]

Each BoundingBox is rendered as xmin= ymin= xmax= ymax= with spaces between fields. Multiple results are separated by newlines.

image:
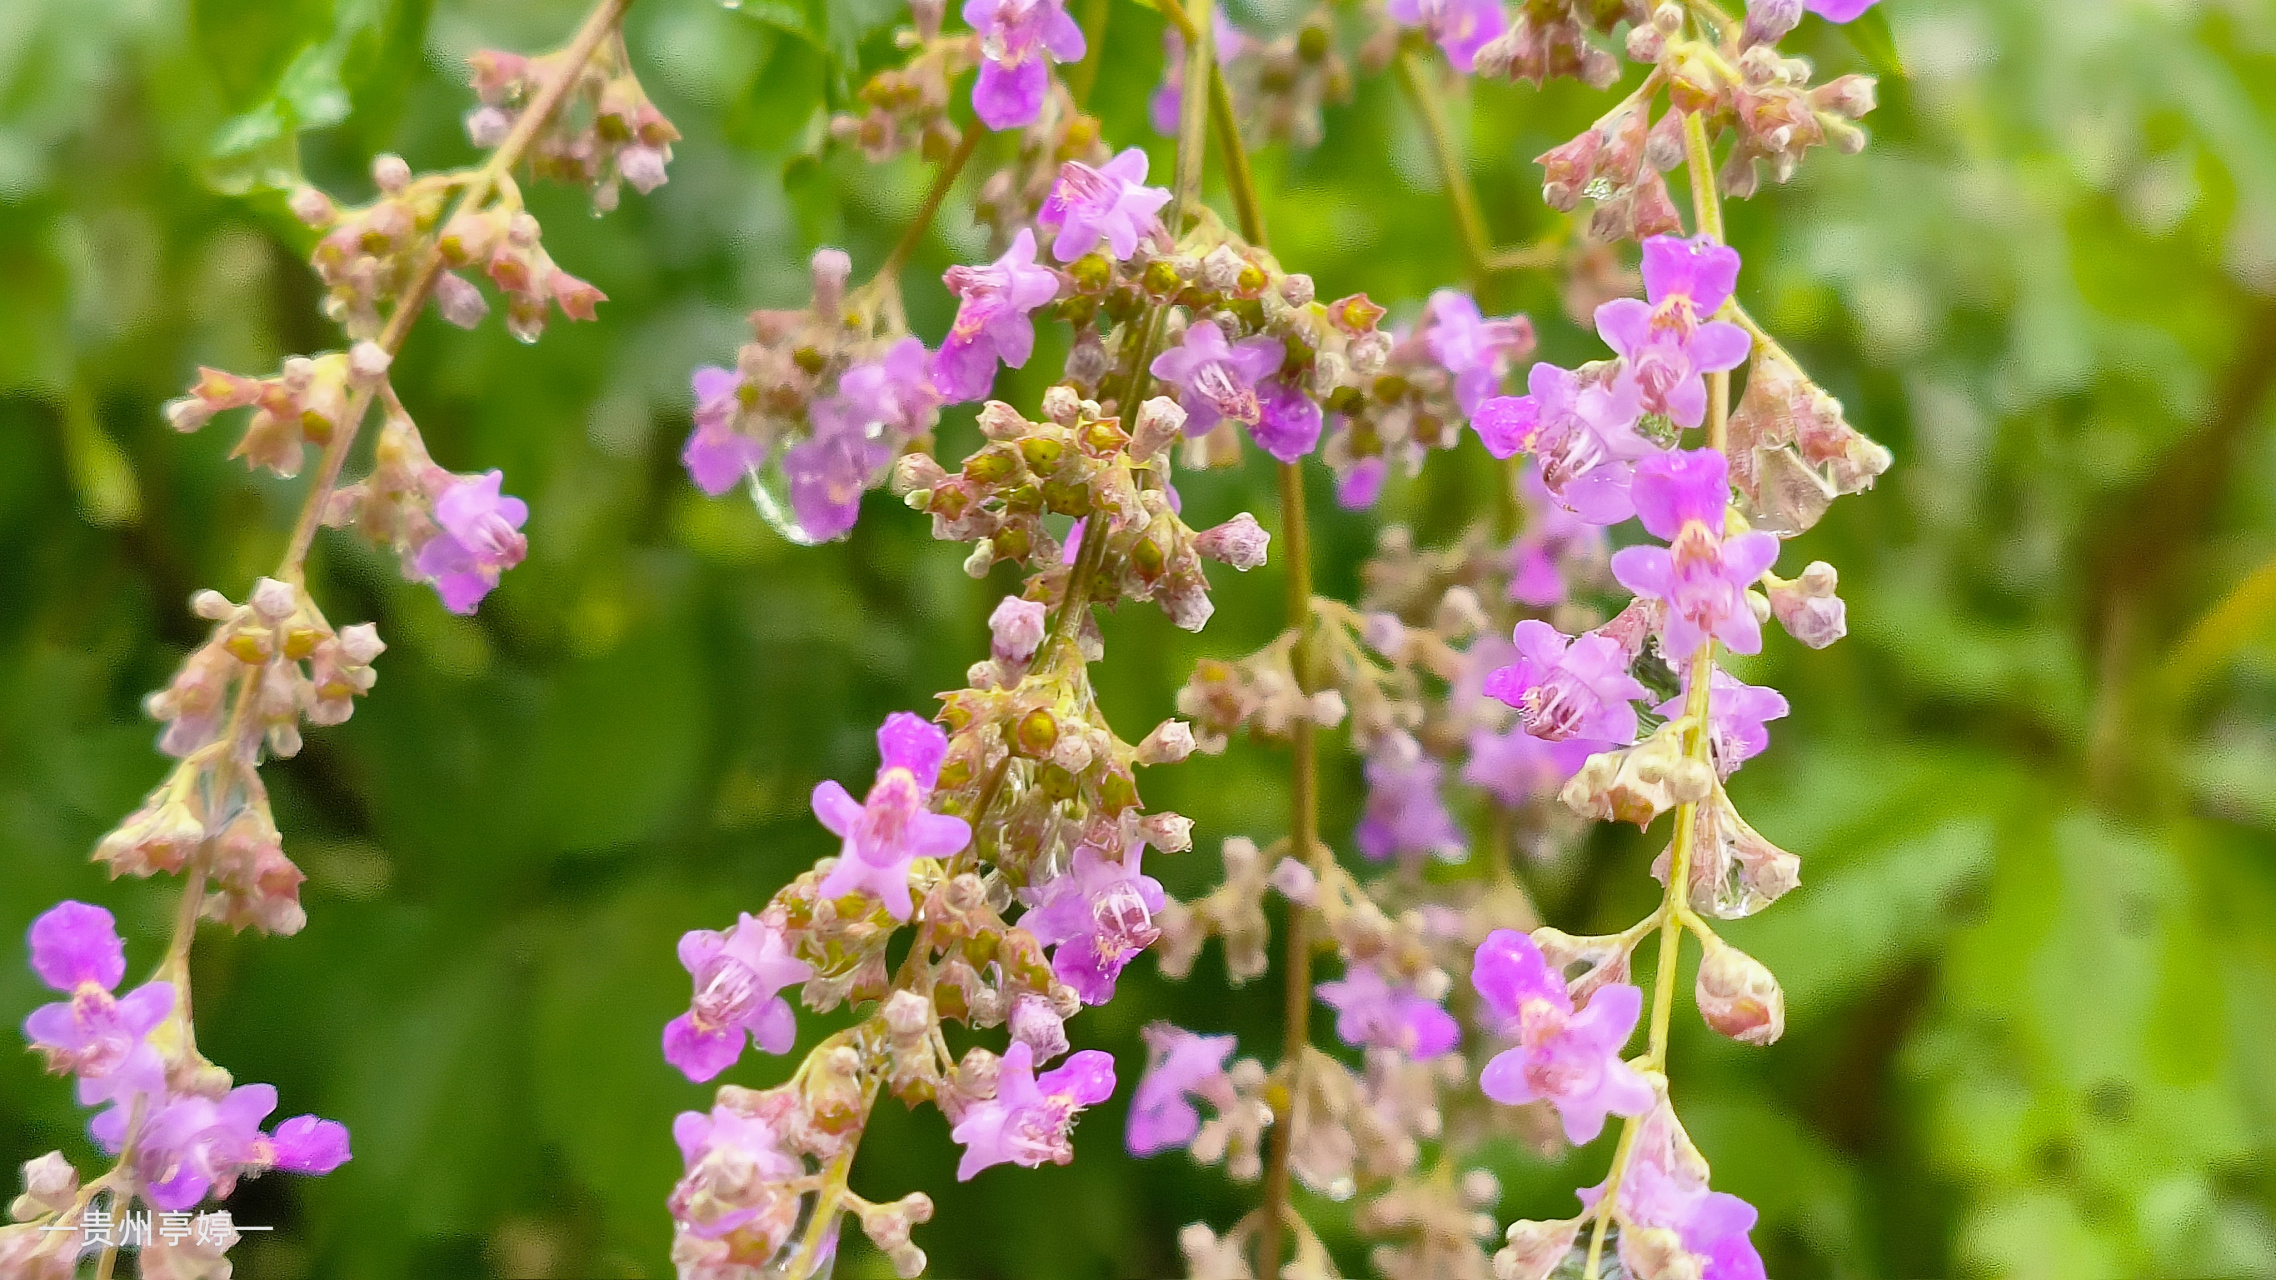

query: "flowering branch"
xmin=3 ymin=1 xmax=674 ymax=1275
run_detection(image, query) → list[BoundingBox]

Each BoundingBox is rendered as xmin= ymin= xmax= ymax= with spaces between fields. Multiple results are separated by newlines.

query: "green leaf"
xmin=1840 ymin=6 xmax=1905 ymax=78
xmin=204 ymin=0 xmax=395 ymax=194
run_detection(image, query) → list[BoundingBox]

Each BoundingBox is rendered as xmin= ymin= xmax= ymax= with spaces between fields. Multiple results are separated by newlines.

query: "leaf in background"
xmin=204 ymin=0 xmax=395 ymax=195
xmin=1840 ymin=5 xmax=1904 ymax=79
xmin=59 ymin=385 xmax=139 ymax=527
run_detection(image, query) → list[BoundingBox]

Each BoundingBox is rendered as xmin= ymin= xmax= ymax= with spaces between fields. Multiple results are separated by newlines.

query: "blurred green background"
xmin=5 ymin=0 xmax=2276 ymax=1276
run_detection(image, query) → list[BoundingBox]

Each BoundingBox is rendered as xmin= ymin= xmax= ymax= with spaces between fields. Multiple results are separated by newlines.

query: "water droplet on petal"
xmin=747 ymin=462 xmax=823 ymax=546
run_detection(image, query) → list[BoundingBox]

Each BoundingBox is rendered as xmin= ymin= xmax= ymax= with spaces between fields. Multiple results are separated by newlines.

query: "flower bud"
xmin=1695 ymin=936 xmax=1785 ymax=1045
xmin=250 ymin=577 xmax=300 ymax=622
xmin=1619 ymin=1223 xmax=1703 ymax=1280
xmin=1742 ymin=0 xmax=1804 ymax=47
xmin=1495 ymin=1217 xmax=1582 ymax=1280
xmin=1267 ymin=856 xmax=1316 ymax=904
xmin=1559 ymin=729 xmax=1712 ymax=828
xmin=1195 ymin=513 xmax=1270 ymax=570
xmin=287 ymin=186 xmax=337 ymax=227
xmin=1131 ymin=395 xmax=1188 ymax=458
xmin=371 ymin=153 xmax=411 ymax=193
xmin=809 ymin=248 xmax=853 ymax=318
xmin=1767 ymin=560 xmax=1846 ymax=648
xmin=1008 ymin=991 xmax=1069 ymax=1062
xmin=988 ymin=596 xmax=1048 ymax=664
xmin=1137 ymin=719 xmax=1196 ymax=766
xmin=12 ymin=1152 xmax=78 ymax=1221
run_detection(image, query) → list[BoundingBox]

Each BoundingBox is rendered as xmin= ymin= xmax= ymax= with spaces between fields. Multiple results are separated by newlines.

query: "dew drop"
xmin=747 ymin=463 xmax=823 ymax=546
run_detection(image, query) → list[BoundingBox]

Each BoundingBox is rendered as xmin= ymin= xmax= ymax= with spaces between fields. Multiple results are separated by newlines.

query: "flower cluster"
xmin=464 ymin=39 xmax=679 ymax=210
xmin=682 ymin=249 xmax=943 ymax=541
xmin=19 ymin=11 xmax=669 ymax=1279
xmin=3 ymin=904 xmax=349 ymax=1275
xmin=1320 ymin=290 xmax=1536 ymax=508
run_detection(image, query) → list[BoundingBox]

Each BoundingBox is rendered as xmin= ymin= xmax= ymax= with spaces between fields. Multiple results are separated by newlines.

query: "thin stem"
xmin=1166 ymin=0 xmax=1216 ymax=237
xmin=1211 ymin=68 xmax=1262 ymax=244
xmin=1393 ymin=49 xmax=1562 ymax=283
xmin=785 ymin=1079 xmax=881 ymax=1280
xmin=1068 ymin=0 xmax=1109 ymax=107
xmin=872 ymin=125 xmax=985 ymax=292
xmin=280 ymin=0 xmax=636 ymax=582
xmin=1584 ymin=107 xmax=1732 ymax=1280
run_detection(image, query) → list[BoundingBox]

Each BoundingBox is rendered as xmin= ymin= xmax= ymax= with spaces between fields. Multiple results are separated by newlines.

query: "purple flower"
xmin=1253 ymin=378 xmax=1323 ymax=462
xmin=1037 ymin=149 xmax=1172 ymax=262
xmin=1595 ymin=235 xmax=1752 ymax=430
xmin=683 ymin=366 xmax=761 ymax=496
xmin=671 ymin=1103 xmax=802 ymax=1241
xmin=934 ymin=229 xmax=1062 ymax=403
xmin=1354 ymin=733 xmax=1465 ymax=862
xmin=1020 ymin=842 xmax=1166 ymax=1005
xmin=1127 ymin=1022 xmax=1235 ymax=1156
xmin=22 ymin=902 xmax=175 ymax=1092
xmin=950 ymin=1040 xmax=1116 ymax=1179
xmin=95 ymin=1083 xmax=350 ymax=1212
xmin=784 ymin=399 xmax=892 ymax=542
xmin=1656 ymin=670 xmax=1789 ymax=778
xmin=663 ymin=913 xmax=814 ymax=1082
xmin=1317 ymin=965 xmax=1461 ymax=1058
xmin=1150 ymin=320 xmax=1284 ymax=436
xmin=414 ymin=470 xmax=529 ymax=614
xmin=1337 ymin=455 xmax=1389 ymax=509
xmin=1808 ymin=0 xmax=1877 ymax=22
xmin=813 ymin=713 xmax=971 ymax=920
xmin=1463 ymin=726 xmax=1602 ymax=805
xmin=965 ymin=0 xmax=1086 ymax=130
xmin=1484 ymin=619 xmax=1649 ymax=744
xmin=1423 ymin=290 xmax=1533 ymax=416
xmin=1385 ymin=0 xmax=1508 ymax=72
xmin=1473 ymin=929 xmax=1653 ymax=1144
xmin=839 ymin=336 xmax=940 ymax=438
xmin=1580 ymin=1104 xmax=1766 ymax=1280
xmin=1474 ymin=364 xmax=1654 ymax=526
xmin=1611 ymin=450 xmax=1781 ymax=660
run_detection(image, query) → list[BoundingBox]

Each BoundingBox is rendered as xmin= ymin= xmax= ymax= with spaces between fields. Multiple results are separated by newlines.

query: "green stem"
xmin=871 ymin=125 xmax=984 ymax=293
xmin=1393 ymin=49 xmax=1560 ymax=282
xmin=1067 ymin=0 xmax=1109 ymax=107
xmin=1584 ymin=102 xmax=1733 ymax=1280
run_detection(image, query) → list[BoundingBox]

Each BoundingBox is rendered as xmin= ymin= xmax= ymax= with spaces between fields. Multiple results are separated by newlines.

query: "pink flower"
xmin=1019 ymin=842 xmax=1167 ymax=1006
xmin=671 ymin=1103 xmax=803 ymax=1242
xmin=1422 ymin=290 xmax=1534 ymax=416
xmin=1594 ymin=235 xmax=1752 ymax=429
xmin=663 ymin=913 xmax=814 ymax=1082
xmin=1484 ymin=619 xmax=1649 ymax=744
xmin=1475 ymin=364 xmax=1655 ymax=526
xmin=838 ymin=336 xmax=940 ymax=437
xmin=1473 ymin=929 xmax=1653 ymax=1143
xmin=21 ymin=902 xmax=175 ymax=1093
xmin=1507 ymin=464 xmax=1607 ymax=606
xmin=950 ymin=1040 xmax=1116 ymax=1179
xmin=966 ymin=0 xmax=1087 ymax=130
xmin=1579 ymin=1104 xmax=1767 ymax=1280
xmin=1149 ymin=319 xmax=1284 ymax=436
xmin=934 ymin=229 xmax=1061 ymax=403
xmin=1611 ymin=450 xmax=1781 ymax=660
xmin=1385 ymin=0 xmax=1508 ymax=73
xmin=1317 ymin=965 xmax=1461 ymax=1057
xmin=783 ymin=399 xmax=892 ymax=542
xmin=1253 ymin=378 xmax=1323 ymax=462
xmin=1037 ymin=149 xmax=1172 ymax=262
xmin=1336 ymin=455 xmax=1389 ymax=509
xmin=683 ymin=366 xmax=761 ymax=496
xmin=1127 ymin=1023 xmax=1235 ymax=1156
xmin=813 ymin=713 xmax=971 ymax=920
xmin=1354 ymin=732 xmax=1465 ymax=862
xmin=1655 ymin=668 xmax=1788 ymax=778
xmin=1808 ymin=0 xmax=1877 ymax=22
xmin=1463 ymin=726 xmax=1601 ymax=805
xmin=94 ymin=1082 xmax=349 ymax=1212
xmin=414 ymin=470 xmax=529 ymax=614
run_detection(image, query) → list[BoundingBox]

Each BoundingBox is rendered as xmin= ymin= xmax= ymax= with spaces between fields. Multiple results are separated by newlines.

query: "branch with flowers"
xmin=659 ymin=1 xmax=1888 ymax=1279
xmin=1 ymin=1 xmax=679 ymax=1276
